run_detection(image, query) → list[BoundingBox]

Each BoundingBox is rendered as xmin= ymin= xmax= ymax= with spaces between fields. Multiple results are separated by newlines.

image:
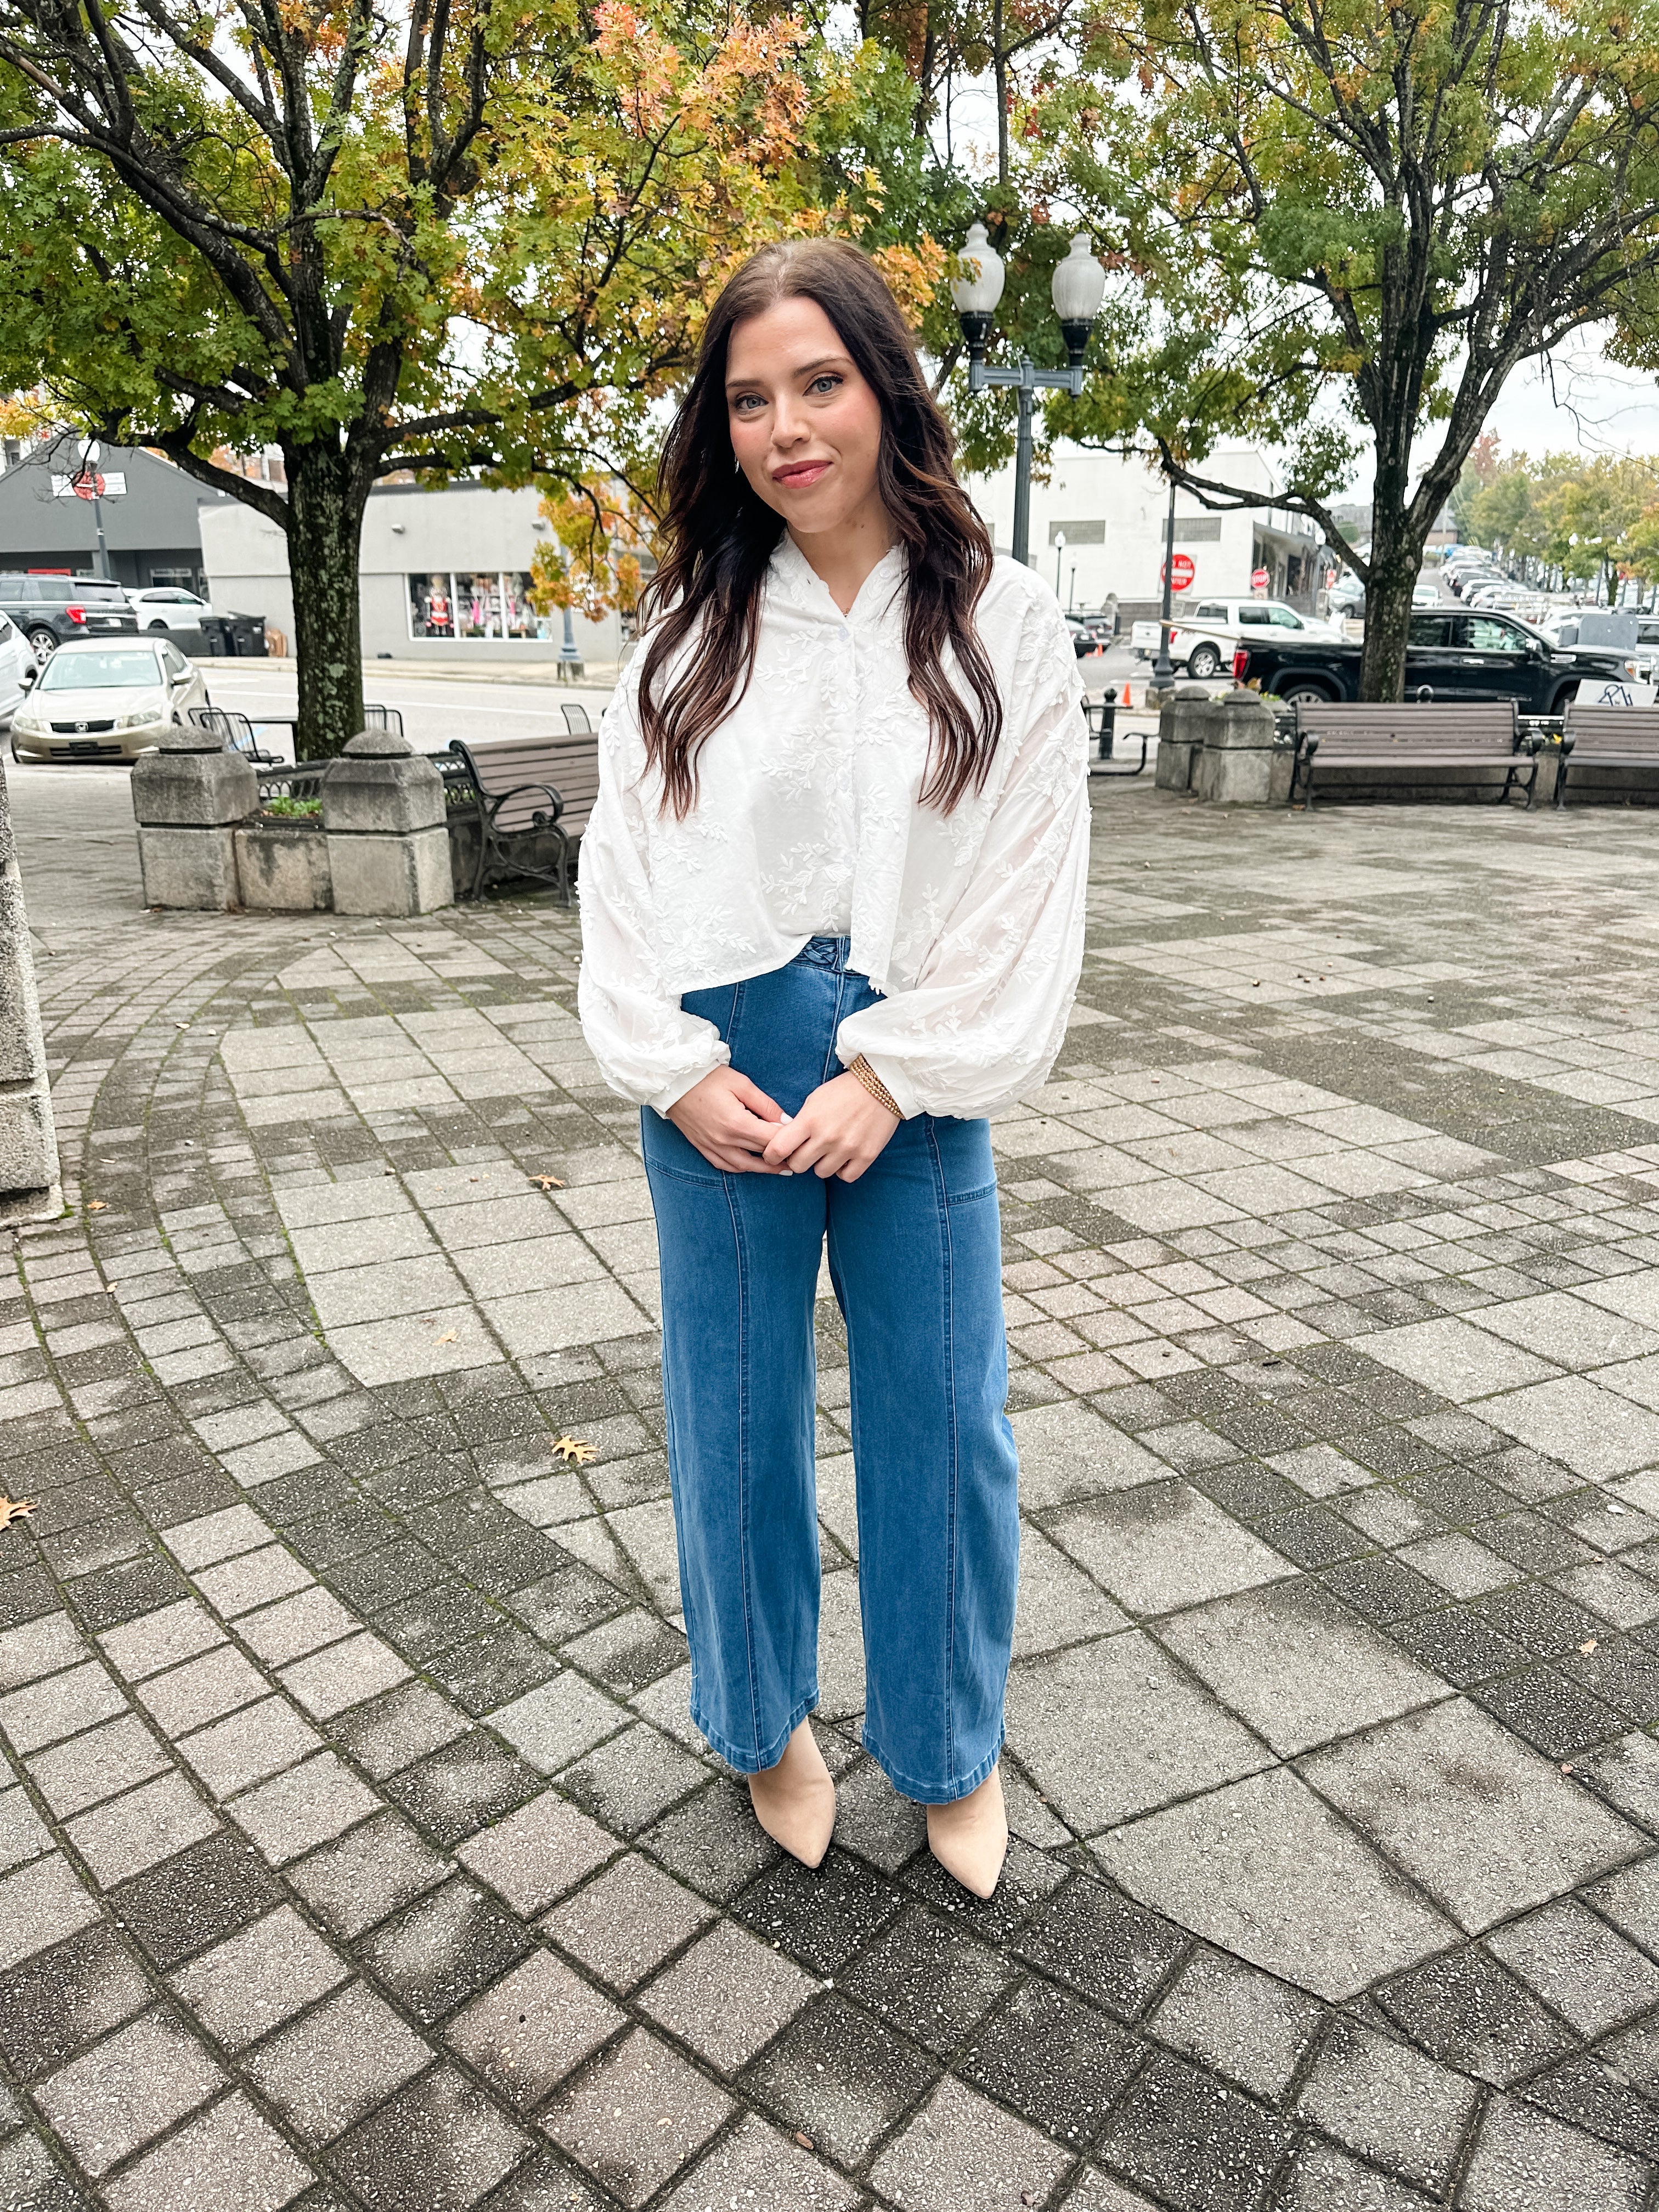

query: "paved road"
xmin=4 ymin=771 xmax=1659 ymax=2208
xmin=201 ymin=667 xmax=622 ymax=761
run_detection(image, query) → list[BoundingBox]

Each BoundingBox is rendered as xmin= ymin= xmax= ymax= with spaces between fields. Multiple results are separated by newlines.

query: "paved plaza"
xmin=9 ymin=766 xmax=1659 ymax=2209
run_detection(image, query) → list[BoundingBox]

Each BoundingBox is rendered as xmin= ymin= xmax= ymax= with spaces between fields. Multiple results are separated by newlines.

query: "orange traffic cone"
xmin=1121 ymin=682 xmax=1132 ymax=709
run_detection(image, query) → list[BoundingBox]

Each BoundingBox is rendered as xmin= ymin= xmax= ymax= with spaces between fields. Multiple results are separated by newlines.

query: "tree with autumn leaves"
xmin=0 ymin=0 xmax=824 ymax=754
xmin=1030 ymin=0 xmax=1659 ymax=697
xmin=9 ymin=0 xmax=1659 ymax=725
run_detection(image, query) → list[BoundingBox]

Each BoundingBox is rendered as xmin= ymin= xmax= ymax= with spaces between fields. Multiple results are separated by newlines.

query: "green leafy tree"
xmin=0 ymin=0 xmax=817 ymax=754
xmin=1036 ymin=0 xmax=1659 ymax=697
xmin=1548 ymin=455 xmax=1659 ymax=601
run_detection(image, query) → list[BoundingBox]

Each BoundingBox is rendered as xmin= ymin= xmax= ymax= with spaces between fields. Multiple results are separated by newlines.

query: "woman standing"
xmin=578 ymin=240 xmax=1088 ymax=1899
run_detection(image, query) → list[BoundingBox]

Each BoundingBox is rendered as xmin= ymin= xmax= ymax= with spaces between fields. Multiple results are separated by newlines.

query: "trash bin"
xmin=227 ymin=613 xmax=268 ymax=657
xmin=195 ymin=614 xmax=234 ymax=657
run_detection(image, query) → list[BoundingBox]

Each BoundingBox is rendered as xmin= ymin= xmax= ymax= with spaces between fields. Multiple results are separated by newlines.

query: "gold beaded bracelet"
xmin=847 ymin=1054 xmax=902 ymax=1120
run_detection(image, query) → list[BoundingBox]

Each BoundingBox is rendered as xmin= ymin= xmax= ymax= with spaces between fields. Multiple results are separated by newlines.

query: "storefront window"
xmin=453 ymin=571 xmax=500 ymax=639
xmin=500 ymin=572 xmax=539 ymax=639
xmin=408 ymin=569 xmax=556 ymax=643
xmin=408 ymin=573 xmax=455 ymax=639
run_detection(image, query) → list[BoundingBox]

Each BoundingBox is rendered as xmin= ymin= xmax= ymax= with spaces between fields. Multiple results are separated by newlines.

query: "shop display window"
xmin=407 ymin=569 xmax=543 ymax=642
xmin=407 ymin=573 xmax=455 ymax=639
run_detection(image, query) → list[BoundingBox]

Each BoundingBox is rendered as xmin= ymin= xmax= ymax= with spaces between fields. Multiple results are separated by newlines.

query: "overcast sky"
xmin=1482 ymin=335 xmax=1659 ymax=459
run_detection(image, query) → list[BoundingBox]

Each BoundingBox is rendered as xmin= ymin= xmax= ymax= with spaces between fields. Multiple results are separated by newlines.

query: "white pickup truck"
xmin=1131 ymin=599 xmax=1342 ymax=676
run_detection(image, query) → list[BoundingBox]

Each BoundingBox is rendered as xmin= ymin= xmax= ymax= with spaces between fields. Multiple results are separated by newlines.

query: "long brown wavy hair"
xmin=638 ymin=239 xmax=1002 ymax=817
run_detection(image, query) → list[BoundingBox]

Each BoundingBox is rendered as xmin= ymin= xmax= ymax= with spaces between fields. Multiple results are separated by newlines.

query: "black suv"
xmin=0 ymin=575 xmax=137 ymax=658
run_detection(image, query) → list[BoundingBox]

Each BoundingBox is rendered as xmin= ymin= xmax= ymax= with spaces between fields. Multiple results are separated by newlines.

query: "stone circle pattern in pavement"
xmin=5 ymin=775 xmax=1659 ymax=2208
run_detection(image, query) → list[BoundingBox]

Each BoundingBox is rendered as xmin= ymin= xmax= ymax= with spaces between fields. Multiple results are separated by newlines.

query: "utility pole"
xmin=1150 ymin=478 xmax=1177 ymax=692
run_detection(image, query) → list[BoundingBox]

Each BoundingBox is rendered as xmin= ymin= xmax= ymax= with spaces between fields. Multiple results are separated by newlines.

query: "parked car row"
xmin=0 ymin=575 xmax=235 ymax=661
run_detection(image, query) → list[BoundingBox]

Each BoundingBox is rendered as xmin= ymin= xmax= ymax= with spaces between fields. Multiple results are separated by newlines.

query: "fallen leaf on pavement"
xmin=0 ymin=1498 xmax=35 ymax=1531
xmin=86 ymin=1200 xmax=107 ymax=1213
xmin=435 ymin=1331 xmax=458 ymax=1345
xmin=552 ymin=1434 xmax=596 ymax=1465
xmin=794 ymin=2132 xmax=815 ymax=2152
xmin=532 ymin=1173 xmax=565 ymax=1190
xmin=1579 ymin=1639 xmax=1598 ymax=1654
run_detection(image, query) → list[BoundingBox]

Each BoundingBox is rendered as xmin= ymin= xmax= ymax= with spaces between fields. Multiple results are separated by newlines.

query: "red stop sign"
xmin=1161 ymin=552 xmax=1195 ymax=591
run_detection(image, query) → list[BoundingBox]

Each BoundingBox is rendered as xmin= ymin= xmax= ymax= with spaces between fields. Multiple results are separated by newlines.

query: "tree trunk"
xmin=1358 ymin=512 xmax=1424 ymax=701
xmin=286 ymin=446 xmax=368 ymax=761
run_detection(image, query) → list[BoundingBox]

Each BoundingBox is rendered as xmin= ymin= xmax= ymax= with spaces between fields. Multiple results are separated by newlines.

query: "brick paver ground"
xmin=6 ymin=764 xmax=1659 ymax=2207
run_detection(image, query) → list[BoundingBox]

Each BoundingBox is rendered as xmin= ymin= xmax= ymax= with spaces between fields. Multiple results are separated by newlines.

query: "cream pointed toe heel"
xmin=926 ymin=1767 xmax=1008 ymax=1899
xmin=748 ymin=1719 xmax=836 ymax=1869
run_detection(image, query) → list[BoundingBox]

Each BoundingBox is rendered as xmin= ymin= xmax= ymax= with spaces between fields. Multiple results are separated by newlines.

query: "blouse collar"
xmin=768 ymin=532 xmax=906 ymax=629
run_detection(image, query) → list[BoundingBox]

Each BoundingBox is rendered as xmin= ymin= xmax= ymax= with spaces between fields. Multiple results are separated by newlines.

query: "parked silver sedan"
xmin=9 ymin=635 xmax=208 ymax=763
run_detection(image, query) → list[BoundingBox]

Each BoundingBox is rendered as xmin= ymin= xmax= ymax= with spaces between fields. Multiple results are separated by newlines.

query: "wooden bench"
xmin=1558 ymin=704 xmax=1659 ymax=808
xmin=1289 ymin=701 xmax=1540 ymax=808
xmin=445 ymin=730 xmax=600 ymax=902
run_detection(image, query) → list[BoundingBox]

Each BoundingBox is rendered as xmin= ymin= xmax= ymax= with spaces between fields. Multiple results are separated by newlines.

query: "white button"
xmin=839 ymin=624 xmax=850 ymax=641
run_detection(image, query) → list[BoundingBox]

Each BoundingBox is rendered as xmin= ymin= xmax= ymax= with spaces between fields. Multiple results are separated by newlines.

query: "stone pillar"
xmin=1193 ymin=690 xmax=1294 ymax=806
xmin=131 ymin=729 xmax=258 ymax=909
xmin=0 ymin=759 xmax=61 ymax=1220
xmin=323 ymin=731 xmax=452 ymax=917
xmin=1154 ymin=684 xmax=1214 ymax=792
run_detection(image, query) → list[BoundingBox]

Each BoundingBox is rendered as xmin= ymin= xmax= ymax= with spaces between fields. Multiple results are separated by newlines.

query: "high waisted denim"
xmin=641 ymin=936 xmax=1019 ymax=1804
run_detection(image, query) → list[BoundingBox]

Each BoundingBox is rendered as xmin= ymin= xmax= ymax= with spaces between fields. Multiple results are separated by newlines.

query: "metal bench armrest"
xmin=482 ymin=780 xmax=566 ymax=825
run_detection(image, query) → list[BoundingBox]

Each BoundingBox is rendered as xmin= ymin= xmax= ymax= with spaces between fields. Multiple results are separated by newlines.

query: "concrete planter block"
xmin=234 ymin=825 xmax=332 ymax=911
xmin=1197 ymin=742 xmax=1294 ymax=807
xmin=1181 ymin=685 xmax=1293 ymax=806
xmin=0 ymin=1092 xmax=57 ymax=1201
xmin=0 ymin=759 xmax=60 ymax=1218
xmin=138 ymin=825 xmax=242 ymax=910
xmin=0 ymin=872 xmax=40 ymax=1085
xmin=1156 ymin=685 xmax=1217 ymax=789
xmin=1155 ymin=740 xmax=1197 ymax=792
xmin=131 ymin=728 xmax=258 ymax=827
xmin=322 ymin=731 xmax=452 ymax=915
xmin=329 ymin=826 xmax=452 ymax=916
xmin=321 ymin=730 xmax=445 ymax=835
xmin=1204 ymin=693 xmax=1279 ymax=749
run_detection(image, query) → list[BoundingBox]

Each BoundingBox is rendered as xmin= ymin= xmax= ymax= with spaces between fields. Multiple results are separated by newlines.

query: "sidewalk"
xmin=3 ymin=769 xmax=1659 ymax=2208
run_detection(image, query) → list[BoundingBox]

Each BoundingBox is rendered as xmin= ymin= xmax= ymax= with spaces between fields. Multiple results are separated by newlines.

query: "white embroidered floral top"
xmin=577 ymin=534 xmax=1091 ymax=1121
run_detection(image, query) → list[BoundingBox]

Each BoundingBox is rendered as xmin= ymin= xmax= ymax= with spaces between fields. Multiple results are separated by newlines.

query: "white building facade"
xmin=199 ymin=480 xmax=626 ymax=667
xmin=961 ymin=443 xmax=1327 ymax=618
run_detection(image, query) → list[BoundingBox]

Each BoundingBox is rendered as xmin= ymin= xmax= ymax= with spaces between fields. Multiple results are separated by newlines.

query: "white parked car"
xmin=1164 ymin=597 xmax=1342 ymax=679
xmin=9 ymin=635 xmax=208 ymax=763
xmin=0 ymin=610 xmax=37 ymax=730
xmin=126 ymin=585 xmax=218 ymax=632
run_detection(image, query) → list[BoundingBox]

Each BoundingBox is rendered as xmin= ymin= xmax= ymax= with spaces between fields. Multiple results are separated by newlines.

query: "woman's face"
xmin=725 ymin=296 xmax=887 ymax=541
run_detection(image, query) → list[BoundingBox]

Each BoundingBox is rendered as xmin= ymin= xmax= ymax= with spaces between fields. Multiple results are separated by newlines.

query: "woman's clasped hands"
xmin=667 ymin=1065 xmax=900 ymax=1183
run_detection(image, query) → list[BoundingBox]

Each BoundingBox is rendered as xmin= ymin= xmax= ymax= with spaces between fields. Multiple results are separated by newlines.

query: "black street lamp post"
xmin=951 ymin=227 xmax=1107 ymax=568
xmin=1151 ymin=477 xmax=1177 ymax=690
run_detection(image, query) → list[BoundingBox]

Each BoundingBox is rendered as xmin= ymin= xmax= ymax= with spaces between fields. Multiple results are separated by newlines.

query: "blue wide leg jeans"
xmin=641 ymin=936 xmax=1020 ymax=1804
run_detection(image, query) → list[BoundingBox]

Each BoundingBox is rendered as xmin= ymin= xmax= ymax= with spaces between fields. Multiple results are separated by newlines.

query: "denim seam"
xmin=924 ymin=1114 xmax=960 ymax=1787
xmin=693 ymin=1685 xmax=820 ymax=1776
xmin=648 ymin=1161 xmax=725 ymax=1190
xmin=721 ymin=1164 xmax=766 ymax=1763
xmin=821 ymin=962 xmax=851 ymax=1091
xmin=862 ymin=1722 xmax=1003 ymax=1805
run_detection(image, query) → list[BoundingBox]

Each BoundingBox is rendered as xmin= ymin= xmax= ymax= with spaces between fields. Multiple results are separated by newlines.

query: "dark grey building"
xmin=0 ymin=442 xmax=228 ymax=592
